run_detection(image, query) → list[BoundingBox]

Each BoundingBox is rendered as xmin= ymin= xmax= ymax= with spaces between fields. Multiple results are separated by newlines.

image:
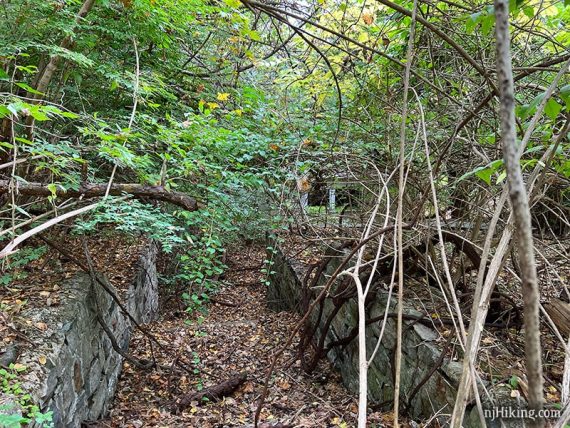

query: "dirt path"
xmin=102 ymin=245 xmax=359 ymax=428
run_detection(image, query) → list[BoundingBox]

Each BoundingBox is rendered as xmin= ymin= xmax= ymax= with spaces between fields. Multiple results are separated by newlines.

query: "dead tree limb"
xmin=175 ymin=372 xmax=247 ymax=412
xmin=545 ymin=299 xmax=570 ymax=338
xmin=0 ymin=180 xmax=200 ymax=211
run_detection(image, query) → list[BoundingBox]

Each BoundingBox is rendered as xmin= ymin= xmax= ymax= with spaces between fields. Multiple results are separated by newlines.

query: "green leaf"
xmin=496 ymin=170 xmax=506 ymax=184
xmin=14 ymin=82 xmax=43 ymax=95
xmin=515 ymin=104 xmax=531 ymax=120
xmin=0 ymin=105 xmax=11 ymax=118
xmin=223 ymin=0 xmax=241 ymax=7
xmin=481 ymin=14 xmax=495 ymax=36
xmin=29 ymin=108 xmax=50 ymax=122
xmin=529 ymin=92 xmax=545 ymax=110
xmin=522 ymin=6 xmax=534 ymax=18
xmin=60 ymin=111 xmax=80 ymax=119
xmin=47 ymin=183 xmax=58 ymax=198
xmin=560 ymin=84 xmax=570 ymax=110
xmin=544 ymin=98 xmax=562 ymax=120
xmin=14 ymin=137 xmax=34 ymax=145
xmin=509 ymin=0 xmax=524 ymax=12
xmin=248 ymin=30 xmax=261 ymax=41
xmin=0 ymin=68 xmax=9 ymax=80
xmin=475 ymin=167 xmax=493 ymax=185
xmin=457 ymin=159 xmax=503 ymax=184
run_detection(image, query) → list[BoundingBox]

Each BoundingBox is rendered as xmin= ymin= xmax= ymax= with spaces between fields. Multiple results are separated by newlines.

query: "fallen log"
xmin=175 ymin=372 xmax=247 ymax=412
xmin=544 ymin=298 xmax=570 ymax=337
xmin=0 ymin=180 xmax=199 ymax=211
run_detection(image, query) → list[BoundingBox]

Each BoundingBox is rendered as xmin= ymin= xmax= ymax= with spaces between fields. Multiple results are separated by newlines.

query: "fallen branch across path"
xmin=175 ymin=372 xmax=247 ymax=412
xmin=0 ymin=180 xmax=200 ymax=212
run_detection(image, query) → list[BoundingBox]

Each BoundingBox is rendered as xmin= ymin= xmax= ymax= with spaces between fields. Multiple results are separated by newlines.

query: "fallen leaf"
xmin=36 ymin=322 xmax=48 ymax=331
xmin=277 ymin=379 xmax=291 ymax=390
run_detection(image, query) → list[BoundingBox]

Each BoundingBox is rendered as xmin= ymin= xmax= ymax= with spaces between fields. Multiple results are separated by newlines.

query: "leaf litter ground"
xmin=100 ymin=244 xmax=367 ymax=428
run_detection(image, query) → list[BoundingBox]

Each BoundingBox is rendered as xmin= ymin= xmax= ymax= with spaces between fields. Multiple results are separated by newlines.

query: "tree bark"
xmin=494 ymin=0 xmax=544 ymax=423
xmin=25 ymin=0 xmax=97 ymax=137
xmin=0 ymin=180 xmax=199 ymax=211
xmin=545 ymin=299 xmax=570 ymax=337
xmin=175 ymin=373 xmax=247 ymax=412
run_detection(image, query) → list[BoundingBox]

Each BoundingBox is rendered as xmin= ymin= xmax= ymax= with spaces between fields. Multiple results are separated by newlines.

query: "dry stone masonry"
xmin=1 ymin=243 xmax=159 ymax=427
xmin=268 ymin=244 xmax=527 ymax=427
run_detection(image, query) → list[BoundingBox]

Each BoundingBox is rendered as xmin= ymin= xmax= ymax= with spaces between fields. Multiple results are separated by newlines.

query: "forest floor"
xmin=100 ymin=244 xmax=377 ymax=428
xmin=2 ymin=232 xmax=566 ymax=427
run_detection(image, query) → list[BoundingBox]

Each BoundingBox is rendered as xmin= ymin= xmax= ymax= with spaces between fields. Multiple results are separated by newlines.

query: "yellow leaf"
xmin=233 ymin=109 xmax=243 ymax=116
xmin=12 ymin=363 xmax=26 ymax=371
xmin=206 ymin=102 xmax=219 ymax=110
xmin=38 ymin=355 xmax=47 ymax=365
xmin=217 ymin=92 xmax=230 ymax=101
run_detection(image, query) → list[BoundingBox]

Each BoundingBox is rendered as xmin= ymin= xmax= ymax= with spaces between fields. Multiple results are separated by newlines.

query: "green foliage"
xmin=1 ymin=0 xmax=569 ymax=319
xmin=0 ymin=246 xmax=47 ymax=286
xmin=0 ymin=364 xmax=54 ymax=427
xmin=261 ymin=243 xmax=279 ymax=286
xmin=73 ymin=199 xmax=184 ymax=253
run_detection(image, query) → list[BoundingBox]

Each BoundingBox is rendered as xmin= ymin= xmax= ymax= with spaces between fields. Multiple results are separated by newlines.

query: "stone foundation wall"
xmin=269 ymin=244 xmax=525 ymax=426
xmin=3 ymin=242 xmax=159 ymax=428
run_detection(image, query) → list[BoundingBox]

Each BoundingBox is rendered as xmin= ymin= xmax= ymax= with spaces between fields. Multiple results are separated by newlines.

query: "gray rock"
xmin=268 ymin=243 xmax=528 ymax=426
xmin=11 ymin=242 xmax=160 ymax=428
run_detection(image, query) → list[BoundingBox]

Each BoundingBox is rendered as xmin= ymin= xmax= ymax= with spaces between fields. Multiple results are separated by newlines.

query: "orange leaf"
xmin=35 ymin=322 xmax=48 ymax=331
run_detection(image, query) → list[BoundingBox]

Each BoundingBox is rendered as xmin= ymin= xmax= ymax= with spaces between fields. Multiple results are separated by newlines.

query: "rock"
xmin=0 ymin=344 xmax=19 ymax=368
xmin=12 ymin=242 xmax=159 ymax=427
xmin=268 ymin=243 xmax=527 ymax=426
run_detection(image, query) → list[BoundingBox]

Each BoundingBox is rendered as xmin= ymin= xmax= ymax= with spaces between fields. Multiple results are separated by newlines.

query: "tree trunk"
xmin=25 ymin=0 xmax=97 ymax=138
xmin=494 ymin=0 xmax=544 ymax=424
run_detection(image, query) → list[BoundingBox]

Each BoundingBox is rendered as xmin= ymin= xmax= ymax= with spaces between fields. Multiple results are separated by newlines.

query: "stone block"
xmin=268 ymin=243 xmax=528 ymax=425
xmin=13 ymin=242 xmax=160 ymax=427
